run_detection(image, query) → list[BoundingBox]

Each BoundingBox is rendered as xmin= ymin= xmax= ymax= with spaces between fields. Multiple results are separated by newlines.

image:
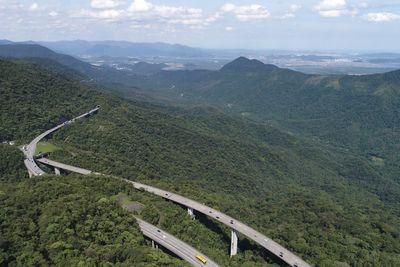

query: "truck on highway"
xmin=196 ymin=255 xmax=207 ymax=264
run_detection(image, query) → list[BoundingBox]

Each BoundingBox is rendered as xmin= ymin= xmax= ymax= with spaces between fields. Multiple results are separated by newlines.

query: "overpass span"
xmin=137 ymin=218 xmax=219 ymax=267
xmin=30 ymin=159 xmax=219 ymax=266
xmin=22 ymin=107 xmax=99 ymax=177
xmin=36 ymin=158 xmax=94 ymax=175
xmin=126 ymin=180 xmax=310 ymax=267
xmin=22 ymin=105 xmax=311 ymax=267
xmin=33 ymin=156 xmax=310 ymax=267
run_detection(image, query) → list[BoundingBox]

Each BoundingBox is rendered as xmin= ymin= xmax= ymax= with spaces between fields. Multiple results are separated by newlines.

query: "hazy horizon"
xmin=1 ymin=0 xmax=400 ymax=52
xmin=3 ymin=38 xmax=400 ymax=54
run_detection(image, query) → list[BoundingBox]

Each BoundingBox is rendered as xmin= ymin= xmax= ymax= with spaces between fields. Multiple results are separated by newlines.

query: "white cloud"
xmin=205 ymin=12 xmax=221 ymax=24
xmin=279 ymin=4 xmax=302 ymax=19
xmin=319 ymin=9 xmax=343 ymax=17
xmin=225 ymin=26 xmax=235 ymax=31
xmin=130 ymin=23 xmax=151 ymax=29
xmin=314 ymin=0 xmax=348 ymax=17
xmin=49 ymin=11 xmax=58 ymax=17
xmin=221 ymin=3 xmax=270 ymax=21
xmin=315 ymin=0 xmax=346 ymax=10
xmin=77 ymin=9 xmax=121 ymax=19
xmin=127 ymin=0 xmax=202 ymax=19
xmin=289 ymin=4 xmax=302 ymax=13
xmin=128 ymin=0 xmax=153 ymax=12
xmin=91 ymin=0 xmax=122 ymax=9
xmin=29 ymin=3 xmax=39 ymax=11
xmin=74 ymin=0 xmax=212 ymax=29
xmin=279 ymin=13 xmax=295 ymax=19
xmin=126 ymin=0 xmax=210 ymax=28
xmin=221 ymin=3 xmax=235 ymax=13
xmin=154 ymin=6 xmax=202 ymax=19
xmin=163 ymin=9 xmax=212 ymax=29
xmin=364 ymin=12 xmax=400 ymax=22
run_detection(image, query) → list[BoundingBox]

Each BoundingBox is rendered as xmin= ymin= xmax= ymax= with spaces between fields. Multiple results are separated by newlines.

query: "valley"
xmin=2 ymin=1 xmax=400 ymax=265
xmin=1 ymin=54 xmax=399 ymax=266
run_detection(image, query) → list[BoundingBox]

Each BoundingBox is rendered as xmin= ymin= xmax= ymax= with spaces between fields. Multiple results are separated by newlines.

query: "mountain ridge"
xmin=220 ymin=56 xmax=278 ymax=73
xmin=37 ymin=40 xmax=210 ymax=58
xmin=1 ymin=56 xmax=400 ymax=266
xmin=136 ymin=56 xmax=400 ymax=185
xmin=1 ymin=43 xmax=400 ymax=173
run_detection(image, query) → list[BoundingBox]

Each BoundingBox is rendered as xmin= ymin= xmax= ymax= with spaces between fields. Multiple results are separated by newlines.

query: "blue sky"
xmin=1 ymin=0 xmax=400 ymax=51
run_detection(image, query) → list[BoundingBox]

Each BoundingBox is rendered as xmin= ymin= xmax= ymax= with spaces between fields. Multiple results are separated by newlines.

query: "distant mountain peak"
xmin=220 ymin=56 xmax=276 ymax=72
xmin=0 ymin=39 xmax=13 ymax=45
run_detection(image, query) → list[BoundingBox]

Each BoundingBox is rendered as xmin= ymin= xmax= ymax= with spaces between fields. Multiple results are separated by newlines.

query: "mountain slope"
xmin=38 ymin=40 xmax=210 ymax=58
xmin=1 ymin=58 xmax=400 ymax=266
xmin=140 ymin=57 xmax=400 ymax=181
xmin=0 ymin=44 xmax=93 ymax=72
xmin=0 ymin=43 xmax=155 ymax=100
xmin=130 ymin=61 xmax=168 ymax=75
xmin=0 ymin=145 xmax=188 ymax=266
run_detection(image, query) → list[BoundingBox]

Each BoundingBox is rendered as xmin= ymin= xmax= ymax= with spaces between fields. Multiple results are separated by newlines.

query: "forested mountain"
xmin=0 ymin=44 xmax=92 ymax=71
xmin=0 ymin=40 xmax=13 ymax=45
xmin=1 ymin=58 xmax=399 ymax=266
xmin=37 ymin=40 xmax=209 ymax=58
xmin=129 ymin=61 xmax=168 ymax=76
xmin=139 ymin=57 xmax=400 ymax=181
xmin=0 ymin=43 xmax=148 ymax=91
xmin=0 ymin=145 xmax=188 ymax=266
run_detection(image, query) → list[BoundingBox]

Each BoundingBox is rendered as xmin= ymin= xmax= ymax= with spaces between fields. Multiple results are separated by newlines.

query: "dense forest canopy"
xmin=0 ymin=57 xmax=399 ymax=266
xmin=138 ymin=57 xmax=400 ymax=182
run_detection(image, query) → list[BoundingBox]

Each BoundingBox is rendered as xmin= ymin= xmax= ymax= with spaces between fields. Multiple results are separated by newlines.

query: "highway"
xmin=22 ymin=105 xmax=310 ymax=267
xmin=126 ymin=181 xmax=310 ymax=267
xmin=36 ymin=158 xmax=93 ymax=175
xmin=136 ymin=218 xmax=219 ymax=267
xmin=22 ymin=107 xmax=99 ymax=176
xmin=26 ymin=158 xmax=219 ymax=267
xmin=30 ymin=156 xmax=310 ymax=267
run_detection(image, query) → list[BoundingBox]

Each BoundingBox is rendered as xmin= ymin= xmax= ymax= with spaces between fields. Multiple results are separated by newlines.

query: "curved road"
xmin=22 ymin=107 xmax=99 ymax=176
xmin=27 ymin=160 xmax=218 ymax=267
xmin=136 ymin=218 xmax=219 ymax=267
xmin=36 ymin=158 xmax=94 ymax=175
xmin=126 ymin=180 xmax=310 ymax=267
xmin=30 ymin=155 xmax=310 ymax=267
xmin=23 ymin=108 xmax=310 ymax=267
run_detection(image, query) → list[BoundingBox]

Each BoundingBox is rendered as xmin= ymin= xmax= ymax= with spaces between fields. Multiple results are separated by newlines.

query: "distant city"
xmin=85 ymin=49 xmax=400 ymax=75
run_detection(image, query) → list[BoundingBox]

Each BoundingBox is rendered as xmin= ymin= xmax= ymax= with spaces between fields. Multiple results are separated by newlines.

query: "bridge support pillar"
xmin=54 ymin=167 xmax=61 ymax=175
xmin=187 ymin=208 xmax=195 ymax=220
xmin=151 ymin=240 xmax=158 ymax=250
xmin=27 ymin=170 xmax=33 ymax=178
xmin=230 ymin=229 xmax=238 ymax=257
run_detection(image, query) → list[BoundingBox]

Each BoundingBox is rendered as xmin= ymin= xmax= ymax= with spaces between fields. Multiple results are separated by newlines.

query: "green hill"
xmin=1 ymin=59 xmax=399 ymax=266
xmin=0 ymin=145 xmax=188 ymax=266
xmin=139 ymin=57 xmax=400 ymax=182
xmin=0 ymin=43 xmax=148 ymax=92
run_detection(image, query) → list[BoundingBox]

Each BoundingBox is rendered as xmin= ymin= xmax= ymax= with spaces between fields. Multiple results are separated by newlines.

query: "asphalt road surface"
xmin=136 ymin=218 xmax=219 ymax=267
xmin=127 ymin=180 xmax=310 ymax=267
xmin=26 ymin=156 xmax=310 ymax=267
xmin=36 ymin=158 xmax=93 ymax=175
xmin=22 ymin=107 xmax=99 ymax=176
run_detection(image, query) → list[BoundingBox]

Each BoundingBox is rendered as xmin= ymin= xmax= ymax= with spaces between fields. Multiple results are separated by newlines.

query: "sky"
xmin=1 ymin=0 xmax=400 ymax=52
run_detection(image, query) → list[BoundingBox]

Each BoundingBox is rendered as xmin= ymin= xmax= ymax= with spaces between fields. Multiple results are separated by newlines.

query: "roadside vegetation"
xmin=35 ymin=141 xmax=59 ymax=155
xmin=0 ymin=58 xmax=399 ymax=266
xmin=0 ymin=148 xmax=189 ymax=266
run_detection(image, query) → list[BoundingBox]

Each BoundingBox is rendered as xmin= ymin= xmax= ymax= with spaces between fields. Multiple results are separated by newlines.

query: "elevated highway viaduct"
xmin=34 ymin=158 xmax=310 ymax=267
xmin=22 ymin=107 xmax=99 ymax=177
xmin=23 ymin=107 xmax=311 ymax=267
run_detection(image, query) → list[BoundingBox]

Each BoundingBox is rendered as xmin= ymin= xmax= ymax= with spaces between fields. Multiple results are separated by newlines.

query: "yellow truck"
xmin=196 ymin=255 xmax=207 ymax=264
